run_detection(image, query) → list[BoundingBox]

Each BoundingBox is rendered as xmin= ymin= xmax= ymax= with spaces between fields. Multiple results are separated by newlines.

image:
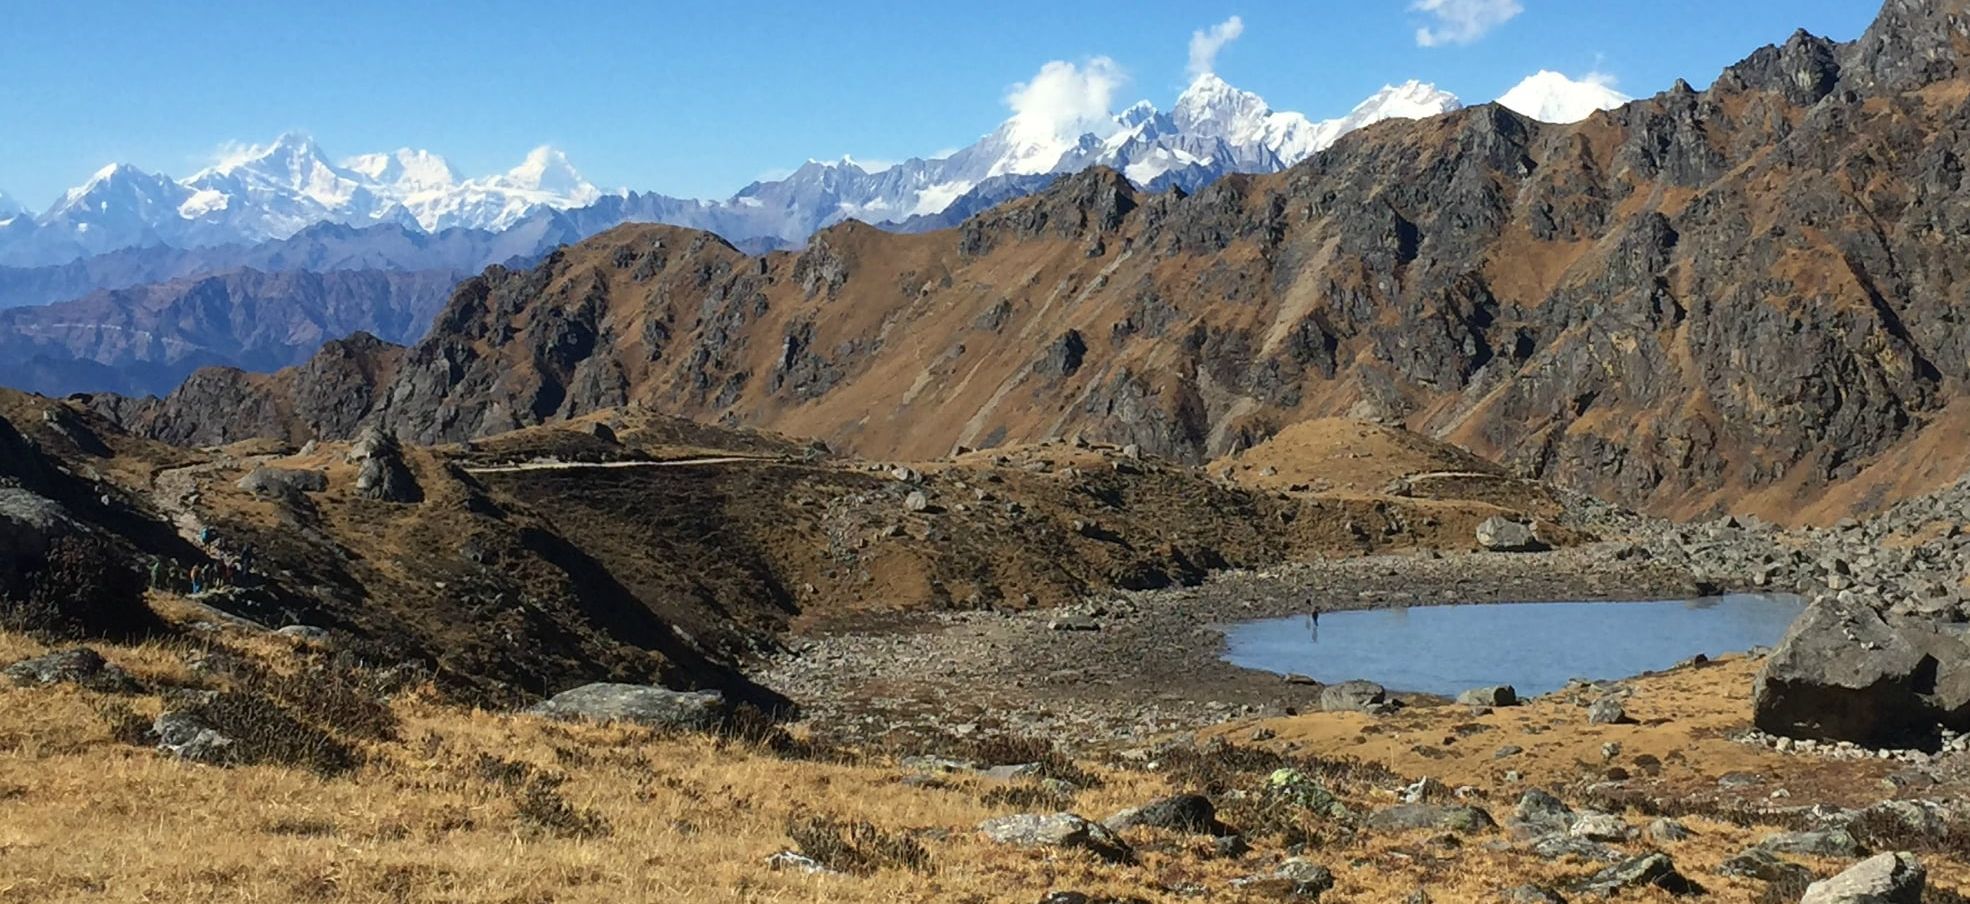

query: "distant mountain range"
xmin=0 ymin=268 xmax=460 ymax=397
xmin=0 ymin=71 xmax=1627 ymax=273
xmin=0 ymin=69 xmax=1629 ymax=399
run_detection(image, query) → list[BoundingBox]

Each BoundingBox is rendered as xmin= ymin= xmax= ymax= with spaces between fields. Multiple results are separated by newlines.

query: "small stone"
xmin=1570 ymin=853 xmax=1701 ymax=897
xmin=1720 ymin=848 xmax=1813 ymax=885
xmin=1274 ymin=858 xmax=1335 ymax=897
xmin=1646 ymin=818 xmax=1692 ymax=842
xmin=1568 ymin=812 xmax=1631 ymax=842
xmin=153 ymin=711 xmax=235 ymax=764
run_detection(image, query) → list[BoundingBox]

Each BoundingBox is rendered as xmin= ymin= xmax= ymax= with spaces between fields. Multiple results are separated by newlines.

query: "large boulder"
xmin=4 ymin=647 xmax=139 ymax=693
xmin=1102 ymin=794 xmax=1221 ymax=835
xmin=1458 ymin=685 xmax=1519 ymax=707
xmin=1799 ymin=852 xmax=1924 ymax=904
xmin=1476 ymin=517 xmax=1544 ymax=552
xmin=236 ymin=466 xmax=327 ymax=499
xmin=1571 ymin=853 xmax=1700 ymax=897
xmin=1754 ymin=595 xmax=1970 ymax=744
xmin=1320 ymin=680 xmax=1389 ymax=713
xmin=978 ymin=812 xmax=1132 ymax=863
xmin=0 ymin=487 xmax=75 ymax=571
xmin=527 ymin=683 xmax=727 ymax=731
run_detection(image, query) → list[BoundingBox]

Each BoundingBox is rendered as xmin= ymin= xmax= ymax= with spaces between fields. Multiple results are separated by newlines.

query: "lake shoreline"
xmin=1220 ymin=594 xmax=1806 ymax=699
xmin=755 ymin=542 xmax=1721 ymax=747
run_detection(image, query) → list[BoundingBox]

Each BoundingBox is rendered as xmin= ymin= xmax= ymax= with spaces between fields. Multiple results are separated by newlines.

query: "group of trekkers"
xmin=146 ymin=527 xmax=257 ymax=596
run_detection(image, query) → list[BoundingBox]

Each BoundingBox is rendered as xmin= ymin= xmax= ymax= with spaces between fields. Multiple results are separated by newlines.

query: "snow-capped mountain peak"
xmin=2 ymin=70 xmax=1483 ymax=266
xmin=1172 ymin=72 xmax=1275 ymax=141
xmin=1497 ymin=71 xmax=1633 ymax=123
xmin=1115 ymin=100 xmax=1159 ymax=130
xmin=343 ymin=148 xmax=461 ymax=193
xmin=1337 ymin=81 xmax=1465 ymax=131
xmin=0 ymin=190 xmax=23 ymax=222
xmin=498 ymin=146 xmax=598 ymax=201
xmin=52 ymin=163 xmax=186 ymax=216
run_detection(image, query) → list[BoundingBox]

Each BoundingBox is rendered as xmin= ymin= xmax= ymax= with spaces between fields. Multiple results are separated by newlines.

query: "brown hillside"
xmin=115 ymin=1 xmax=1970 ymax=526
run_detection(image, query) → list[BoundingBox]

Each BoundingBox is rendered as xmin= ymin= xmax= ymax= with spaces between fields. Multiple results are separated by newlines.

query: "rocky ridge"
xmin=104 ymin=0 xmax=1970 ymax=528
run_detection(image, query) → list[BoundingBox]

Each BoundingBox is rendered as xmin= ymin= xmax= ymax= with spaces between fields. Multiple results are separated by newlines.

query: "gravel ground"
xmin=755 ymin=543 xmax=1710 ymax=747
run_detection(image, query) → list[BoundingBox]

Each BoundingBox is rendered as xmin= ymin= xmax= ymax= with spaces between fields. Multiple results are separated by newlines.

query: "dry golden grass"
xmin=2 ymin=622 xmax=1966 ymax=903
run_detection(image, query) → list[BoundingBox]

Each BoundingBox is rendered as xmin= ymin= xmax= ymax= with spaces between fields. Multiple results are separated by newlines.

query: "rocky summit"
xmin=4 ymin=2 xmax=1970 ymax=903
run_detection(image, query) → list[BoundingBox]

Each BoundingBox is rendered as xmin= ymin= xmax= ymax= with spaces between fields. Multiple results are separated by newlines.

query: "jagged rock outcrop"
xmin=348 ymin=425 xmax=421 ymax=503
xmin=98 ymin=1 xmax=1970 ymax=524
xmin=95 ymin=332 xmax=405 ymax=447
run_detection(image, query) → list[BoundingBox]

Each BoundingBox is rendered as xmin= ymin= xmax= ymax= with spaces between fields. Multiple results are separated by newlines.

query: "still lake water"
xmin=1220 ymin=594 xmax=1804 ymax=698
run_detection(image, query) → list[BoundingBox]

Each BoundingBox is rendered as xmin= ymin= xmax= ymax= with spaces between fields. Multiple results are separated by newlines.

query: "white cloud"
xmin=1004 ymin=57 xmax=1129 ymax=146
xmin=1411 ymin=0 xmax=1523 ymax=47
xmin=1187 ymin=15 xmax=1245 ymax=78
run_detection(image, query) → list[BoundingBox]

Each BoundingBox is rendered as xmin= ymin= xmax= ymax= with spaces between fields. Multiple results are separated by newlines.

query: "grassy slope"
xmin=1 ymin=605 xmax=1964 ymax=904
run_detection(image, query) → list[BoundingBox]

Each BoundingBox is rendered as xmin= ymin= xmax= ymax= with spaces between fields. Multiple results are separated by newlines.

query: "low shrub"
xmin=1 ymin=535 xmax=156 ymax=640
xmin=513 ymin=777 xmax=610 ymax=840
xmin=183 ymin=691 xmax=360 ymax=777
xmin=785 ymin=812 xmax=931 ymax=875
xmin=90 ymin=698 xmax=153 ymax=746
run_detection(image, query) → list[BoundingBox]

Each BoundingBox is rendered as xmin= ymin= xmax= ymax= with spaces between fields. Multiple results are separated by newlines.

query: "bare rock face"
xmin=1753 ymin=595 xmax=1970 ymax=744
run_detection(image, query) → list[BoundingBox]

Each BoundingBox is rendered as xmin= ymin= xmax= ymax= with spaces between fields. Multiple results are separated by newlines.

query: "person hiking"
xmin=189 ymin=564 xmax=203 ymax=595
xmin=148 ymin=557 xmax=162 ymax=590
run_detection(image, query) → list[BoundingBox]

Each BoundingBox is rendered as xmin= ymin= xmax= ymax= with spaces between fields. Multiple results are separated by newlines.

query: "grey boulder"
xmin=236 ymin=466 xmax=327 ymax=498
xmin=1477 ymin=517 xmax=1544 ymax=552
xmin=1753 ymin=594 xmax=1970 ymax=744
xmin=978 ymin=812 xmax=1132 ymax=863
xmin=1458 ymin=685 xmax=1519 ymax=707
xmin=153 ymin=711 xmax=236 ymax=764
xmin=4 ymin=647 xmax=138 ymax=693
xmin=1570 ymin=853 xmax=1700 ymax=897
xmin=1102 ymin=794 xmax=1220 ymax=835
xmin=1800 ymin=852 xmax=1925 ymax=904
xmin=527 ymin=683 xmax=727 ymax=731
xmin=1320 ymin=680 xmax=1389 ymax=713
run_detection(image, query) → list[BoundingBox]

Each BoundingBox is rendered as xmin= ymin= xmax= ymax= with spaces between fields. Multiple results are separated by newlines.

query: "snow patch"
xmin=178 ymin=189 xmax=231 ymax=218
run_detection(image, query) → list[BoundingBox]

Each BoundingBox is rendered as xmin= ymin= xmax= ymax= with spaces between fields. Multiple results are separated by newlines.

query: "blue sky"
xmin=2 ymin=1 xmax=1879 ymax=208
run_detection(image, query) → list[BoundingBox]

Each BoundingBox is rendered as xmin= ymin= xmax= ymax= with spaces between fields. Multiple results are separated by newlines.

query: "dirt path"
xmin=459 ymin=456 xmax=773 ymax=475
